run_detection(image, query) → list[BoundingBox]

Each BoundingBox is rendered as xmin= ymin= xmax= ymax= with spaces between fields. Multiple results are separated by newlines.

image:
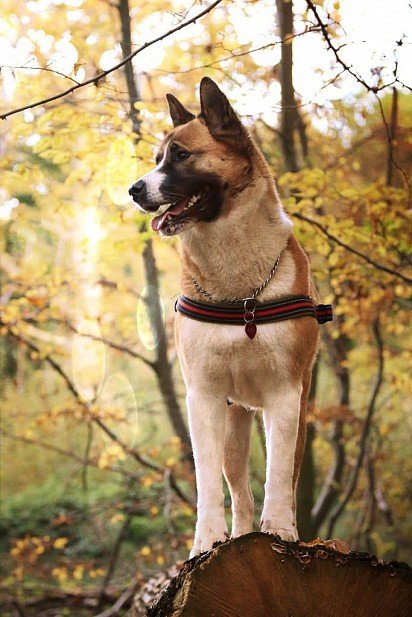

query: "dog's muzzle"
xmin=128 ymin=179 xmax=144 ymax=198
xmin=128 ymin=180 xmax=159 ymax=212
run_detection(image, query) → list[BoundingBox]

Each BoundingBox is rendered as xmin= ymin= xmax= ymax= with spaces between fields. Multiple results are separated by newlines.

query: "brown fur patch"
xmin=172 ymin=120 xmax=251 ymax=187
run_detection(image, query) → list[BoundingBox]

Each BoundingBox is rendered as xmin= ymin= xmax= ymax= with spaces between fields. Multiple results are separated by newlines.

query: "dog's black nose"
xmin=129 ymin=180 xmax=145 ymax=197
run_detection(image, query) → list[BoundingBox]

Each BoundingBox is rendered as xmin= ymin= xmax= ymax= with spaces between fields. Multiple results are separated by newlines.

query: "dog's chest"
xmin=175 ymin=314 xmax=297 ymax=406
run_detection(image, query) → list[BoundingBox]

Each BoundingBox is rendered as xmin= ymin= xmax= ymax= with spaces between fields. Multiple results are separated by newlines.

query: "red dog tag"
xmin=245 ymin=322 xmax=257 ymax=339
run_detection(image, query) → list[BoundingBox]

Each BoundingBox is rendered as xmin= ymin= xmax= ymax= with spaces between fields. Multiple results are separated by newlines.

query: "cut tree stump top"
xmin=133 ymin=532 xmax=412 ymax=617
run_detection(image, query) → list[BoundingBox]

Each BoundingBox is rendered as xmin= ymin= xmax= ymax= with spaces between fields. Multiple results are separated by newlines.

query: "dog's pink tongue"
xmin=151 ymin=198 xmax=189 ymax=231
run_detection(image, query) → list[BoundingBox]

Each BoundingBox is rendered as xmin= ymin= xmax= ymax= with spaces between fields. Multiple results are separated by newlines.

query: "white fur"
xmin=176 ymin=251 xmax=305 ymax=556
xmin=186 ymin=389 xmax=228 ymax=555
xmin=260 ymin=386 xmax=302 ymax=541
xmin=138 ymin=147 xmax=168 ymax=206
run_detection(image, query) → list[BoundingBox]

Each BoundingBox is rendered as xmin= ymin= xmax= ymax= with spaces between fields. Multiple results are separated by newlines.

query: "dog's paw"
xmin=189 ymin=519 xmax=228 ymax=558
xmin=260 ymin=518 xmax=298 ymax=542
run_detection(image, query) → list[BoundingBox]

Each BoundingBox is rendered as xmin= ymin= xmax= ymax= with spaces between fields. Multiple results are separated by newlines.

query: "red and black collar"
xmin=175 ymin=294 xmax=333 ymax=339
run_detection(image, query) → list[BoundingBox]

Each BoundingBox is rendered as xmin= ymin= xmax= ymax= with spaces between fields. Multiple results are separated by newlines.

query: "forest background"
xmin=1 ymin=0 xmax=411 ymax=614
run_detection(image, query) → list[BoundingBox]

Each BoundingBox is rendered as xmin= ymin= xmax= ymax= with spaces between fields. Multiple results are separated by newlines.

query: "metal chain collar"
xmin=190 ymin=253 xmax=282 ymax=305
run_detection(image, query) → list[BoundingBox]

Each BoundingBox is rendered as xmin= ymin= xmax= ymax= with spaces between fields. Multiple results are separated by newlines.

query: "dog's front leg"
xmin=187 ymin=390 xmax=228 ymax=557
xmin=261 ymin=386 xmax=302 ymax=542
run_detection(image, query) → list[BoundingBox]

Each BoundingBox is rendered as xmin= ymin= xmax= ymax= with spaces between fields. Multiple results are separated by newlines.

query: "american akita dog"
xmin=129 ymin=78 xmax=330 ymax=557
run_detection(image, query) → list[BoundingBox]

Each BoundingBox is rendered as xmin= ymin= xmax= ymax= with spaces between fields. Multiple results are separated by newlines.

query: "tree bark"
xmin=117 ymin=0 xmax=191 ymax=453
xmin=386 ymin=86 xmax=398 ymax=186
xmin=131 ymin=533 xmax=412 ymax=617
xmin=276 ymin=0 xmax=300 ymax=172
xmin=118 ymin=0 xmax=141 ymax=136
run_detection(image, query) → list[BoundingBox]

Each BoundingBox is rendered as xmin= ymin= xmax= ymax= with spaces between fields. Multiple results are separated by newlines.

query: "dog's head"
xmin=129 ymin=78 xmax=254 ymax=236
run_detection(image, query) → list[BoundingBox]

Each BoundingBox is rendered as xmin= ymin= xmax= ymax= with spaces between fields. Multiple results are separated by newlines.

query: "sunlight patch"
xmin=72 ymin=319 xmax=105 ymax=402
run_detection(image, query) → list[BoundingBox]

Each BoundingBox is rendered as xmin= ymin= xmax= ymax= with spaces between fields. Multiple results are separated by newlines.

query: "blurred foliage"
xmin=0 ymin=0 xmax=411 ymax=613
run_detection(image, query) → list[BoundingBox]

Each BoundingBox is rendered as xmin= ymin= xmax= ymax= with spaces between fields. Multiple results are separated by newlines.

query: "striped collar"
xmin=175 ymin=294 xmax=333 ymax=339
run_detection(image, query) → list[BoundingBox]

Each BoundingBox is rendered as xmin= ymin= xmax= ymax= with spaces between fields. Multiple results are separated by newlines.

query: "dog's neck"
xmin=179 ymin=162 xmax=293 ymax=302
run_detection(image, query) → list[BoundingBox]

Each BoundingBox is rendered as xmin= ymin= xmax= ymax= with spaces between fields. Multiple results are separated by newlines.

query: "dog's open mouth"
xmin=151 ymin=192 xmax=204 ymax=233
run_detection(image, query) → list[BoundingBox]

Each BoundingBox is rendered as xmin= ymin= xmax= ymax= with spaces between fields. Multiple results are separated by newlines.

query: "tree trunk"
xmin=386 ymin=86 xmax=398 ymax=186
xmin=118 ymin=0 xmax=191 ymax=453
xmin=275 ymin=0 xmax=316 ymax=539
xmin=276 ymin=0 xmax=300 ymax=172
xmin=131 ymin=533 xmax=412 ymax=617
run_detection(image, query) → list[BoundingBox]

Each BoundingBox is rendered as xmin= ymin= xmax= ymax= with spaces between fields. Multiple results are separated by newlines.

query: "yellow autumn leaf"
xmin=53 ymin=537 xmax=68 ymax=550
xmin=73 ymin=565 xmax=85 ymax=581
xmin=110 ymin=513 xmax=125 ymax=524
xmin=51 ymin=567 xmax=68 ymax=583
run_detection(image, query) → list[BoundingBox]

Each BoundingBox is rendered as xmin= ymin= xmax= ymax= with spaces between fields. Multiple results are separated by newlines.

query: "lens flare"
xmin=136 ymin=285 xmax=165 ymax=351
xmin=106 ymin=136 xmax=137 ymax=206
xmin=98 ymin=372 xmax=139 ymax=449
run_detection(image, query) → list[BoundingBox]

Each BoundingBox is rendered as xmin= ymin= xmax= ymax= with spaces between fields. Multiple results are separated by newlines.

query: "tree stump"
xmin=131 ymin=532 xmax=412 ymax=617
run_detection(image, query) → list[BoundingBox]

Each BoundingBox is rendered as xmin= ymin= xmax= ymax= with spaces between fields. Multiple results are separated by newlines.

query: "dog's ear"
xmin=166 ymin=93 xmax=195 ymax=127
xmin=199 ymin=77 xmax=248 ymax=149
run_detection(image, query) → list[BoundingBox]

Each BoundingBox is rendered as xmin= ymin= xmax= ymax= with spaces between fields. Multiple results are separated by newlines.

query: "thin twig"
xmin=152 ymin=28 xmax=321 ymax=75
xmin=0 ymin=428 xmax=139 ymax=480
xmin=305 ymin=0 xmax=399 ymax=93
xmin=64 ymin=320 xmax=155 ymax=369
xmin=293 ymin=212 xmax=412 ymax=284
xmin=2 ymin=64 xmax=81 ymax=85
xmin=0 ymin=0 xmax=223 ymax=120
xmin=95 ymin=582 xmax=139 ymax=617
xmin=96 ymin=506 xmax=135 ymax=612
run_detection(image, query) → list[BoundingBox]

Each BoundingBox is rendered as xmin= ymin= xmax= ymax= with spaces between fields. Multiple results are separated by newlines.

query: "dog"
xmin=129 ymin=77 xmax=323 ymax=557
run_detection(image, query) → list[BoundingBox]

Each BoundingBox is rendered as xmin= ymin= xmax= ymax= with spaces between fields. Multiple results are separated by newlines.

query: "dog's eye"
xmin=170 ymin=143 xmax=190 ymax=162
xmin=176 ymin=149 xmax=190 ymax=161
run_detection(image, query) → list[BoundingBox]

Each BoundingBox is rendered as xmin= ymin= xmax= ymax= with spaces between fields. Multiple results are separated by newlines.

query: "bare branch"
xmin=305 ymin=1 xmax=397 ymax=93
xmin=311 ymin=332 xmax=349 ymax=533
xmin=0 ymin=0 xmax=223 ymax=120
xmin=293 ymin=212 xmax=412 ymax=284
xmin=311 ymin=419 xmax=345 ymax=533
xmin=64 ymin=320 xmax=155 ymax=369
xmin=3 ymin=324 xmax=195 ymax=510
xmin=327 ymin=319 xmax=385 ymax=537
xmin=0 ymin=428 xmax=139 ymax=480
xmin=95 ymin=582 xmax=139 ymax=617
xmin=96 ymin=506 xmax=135 ymax=612
xmin=6 ymin=327 xmax=81 ymax=399
xmin=2 ymin=64 xmax=81 ymax=85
